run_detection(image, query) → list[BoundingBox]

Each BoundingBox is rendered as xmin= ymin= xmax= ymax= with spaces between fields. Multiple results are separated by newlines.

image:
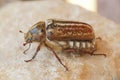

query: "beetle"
xmin=20 ymin=19 xmax=106 ymax=71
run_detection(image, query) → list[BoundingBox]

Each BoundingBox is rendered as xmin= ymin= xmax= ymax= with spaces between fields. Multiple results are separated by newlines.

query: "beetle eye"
xmin=30 ymin=28 xmax=38 ymax=34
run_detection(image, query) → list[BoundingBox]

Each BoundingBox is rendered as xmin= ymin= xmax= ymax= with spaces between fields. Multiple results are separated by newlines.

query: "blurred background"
xmin=0 ymin=0 xmax=120 ymax=23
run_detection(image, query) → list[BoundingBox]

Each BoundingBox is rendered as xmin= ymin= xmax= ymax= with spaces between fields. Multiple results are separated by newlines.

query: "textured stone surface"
xmin=0 ymin=0 xmax=120 ymax=80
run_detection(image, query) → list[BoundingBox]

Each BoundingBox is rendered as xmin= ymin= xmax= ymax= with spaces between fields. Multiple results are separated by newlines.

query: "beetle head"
xmin=25 ymin=21 xmax=46 ymax=44
xmin=20 ymin=21 xmax=45 ymax=46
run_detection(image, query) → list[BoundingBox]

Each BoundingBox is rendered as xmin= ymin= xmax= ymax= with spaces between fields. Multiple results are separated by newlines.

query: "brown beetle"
xmin=20 ymin=19 xmax=106 ymax=71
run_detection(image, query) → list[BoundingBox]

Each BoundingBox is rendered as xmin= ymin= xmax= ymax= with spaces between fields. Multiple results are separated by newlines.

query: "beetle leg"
xmin=73 ymin=41 xmax=76 ymax=48
xmin=63 ymin=48 xmax=77 ymax=53
xmin=24 ymin=43 xmax=41 ymax=62
xmin=54 ymin=41 xmax=64 ymax=48
xmin=91 ymin=53 xmax=106 ymax=57
xmin=44 ymin=42 xmax=68 ymax=71
xmin=90 ymin=43 xmax=106 ymax=57
xmin=89 ymin=49 xmax=106 ymax=57
xmin=84 ymin=41 xmax=106 ymax=57
xmin=23 ymin=43 xmax=31 ymax=54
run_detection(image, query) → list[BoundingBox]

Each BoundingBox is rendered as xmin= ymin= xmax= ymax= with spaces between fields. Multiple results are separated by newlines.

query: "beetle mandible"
xmin=20 ymin=19 xmax=106 ymax=71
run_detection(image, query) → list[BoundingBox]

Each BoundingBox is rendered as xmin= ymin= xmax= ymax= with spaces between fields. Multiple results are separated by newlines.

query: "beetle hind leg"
xmin=90 ymin=49 xmax=107 ymax=57
xmin=89 ymin=41 xmax=106 ymax=57
xmin=91 ymin=53 xmax=106 ymax=57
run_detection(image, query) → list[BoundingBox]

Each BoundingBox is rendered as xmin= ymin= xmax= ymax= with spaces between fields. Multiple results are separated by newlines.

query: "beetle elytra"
xmin=20 ymin=19 xmax=106 ymax=71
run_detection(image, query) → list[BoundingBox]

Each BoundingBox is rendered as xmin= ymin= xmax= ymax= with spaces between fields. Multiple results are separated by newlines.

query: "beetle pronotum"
xmin=20 ymin=19 xmax=106 ymax=71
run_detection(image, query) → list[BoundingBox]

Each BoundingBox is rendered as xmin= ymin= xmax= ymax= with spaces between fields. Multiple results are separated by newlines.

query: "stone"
xmin=0 ymin=0 xmax=120 ymax=80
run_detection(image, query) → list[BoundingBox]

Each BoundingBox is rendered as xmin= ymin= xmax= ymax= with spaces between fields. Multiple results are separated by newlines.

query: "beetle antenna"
xmin=19 ymin=30 xmax=24 ymax=33
xmin=23 ymin=43 xmax=31 ymax=54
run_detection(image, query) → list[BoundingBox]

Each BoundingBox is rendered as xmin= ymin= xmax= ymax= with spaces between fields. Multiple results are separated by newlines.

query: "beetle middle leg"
xmin=44 ymin=42 xmax=68 ymax=71
xmin=24 ymin=43 xmax=41 ymax=62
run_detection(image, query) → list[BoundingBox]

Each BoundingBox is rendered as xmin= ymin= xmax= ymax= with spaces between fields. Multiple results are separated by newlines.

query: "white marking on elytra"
xmin=76 ymin=42 xmax=79 ymax=48
xmin=67 ymin=41 xmax=95 ymax=49
xmin=69 ymin=41 xmax=73 ymax=48
xmin=87 ymin=42 xmax=91 ymax=48
xmin=54 ymin=22 xmax=92 ymax=29
xmin=82 ymin=42 xmax=86 ymax=48
xmin=55 ymin=23 xmax=82 ymax=26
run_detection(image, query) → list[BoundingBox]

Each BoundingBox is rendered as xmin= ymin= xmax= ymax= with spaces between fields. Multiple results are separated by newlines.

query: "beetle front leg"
xmin=25 ymin=43 xmax=41 ymax=62
xmin=44 ymin=42 xmax=68 ymax=71
xmin=23 ymin=43 xmax=31 ymax=54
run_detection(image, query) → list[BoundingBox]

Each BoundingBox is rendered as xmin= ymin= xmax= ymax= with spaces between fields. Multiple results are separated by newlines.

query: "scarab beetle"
xmin=20 ymin=19 xmax=106 ymax=71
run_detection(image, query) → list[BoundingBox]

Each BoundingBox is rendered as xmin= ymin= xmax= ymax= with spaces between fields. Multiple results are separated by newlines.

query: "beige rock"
xmin=0 ymin=0 xmax=120 ymax=80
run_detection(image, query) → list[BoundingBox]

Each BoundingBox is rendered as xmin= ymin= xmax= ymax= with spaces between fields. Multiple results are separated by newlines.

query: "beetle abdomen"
xmin=46 ymin=19 xmax=95 ymax=41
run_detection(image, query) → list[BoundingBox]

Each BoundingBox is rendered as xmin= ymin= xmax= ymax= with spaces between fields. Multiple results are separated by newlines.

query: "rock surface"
xmin=0 ymin=0 xmax=120 ymax=80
